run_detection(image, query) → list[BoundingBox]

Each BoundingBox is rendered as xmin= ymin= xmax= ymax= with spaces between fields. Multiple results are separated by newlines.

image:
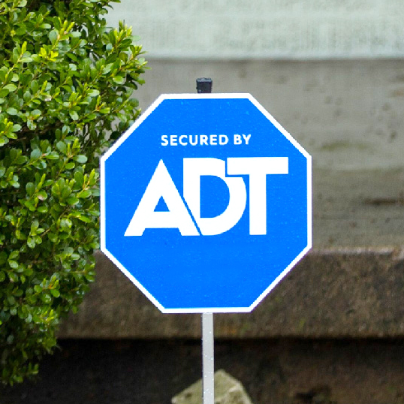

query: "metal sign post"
xmin=202 ymin=312 xmax=214 ymax=404
xmin=197 ymin=78 xmax=215 ymax=404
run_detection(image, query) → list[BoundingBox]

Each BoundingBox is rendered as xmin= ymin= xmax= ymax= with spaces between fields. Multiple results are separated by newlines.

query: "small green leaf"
xmin=50 ymin=289 xmax=60 ymax=298
xmin=27 ymin=237 xmax=36 ymax=248
xmin=7 ymin=107 xmax=18 ymax=115
xmin=7 ymin=295 xmax=16 ymax=305
xmin=9 ymin=251 xmax=19 ymax=260
xmin=27 ymin=119 xmax=36 ymax=130
xmin=56 ymin=141 xmax=67 ymax=154
xmin=30 ymin=149 xmax=42 ymax=159
xmin=88 ymin=89 xmax=99 ymax=97
xmin=78 ymin=190 xmax=91 ymax=199
xmin=37 ymin=190 xmax=47 ymax=201
xmin=31 ymin=80 xmax=39 ymax=92
xmin=15 ymin=229 xmax=26 ymax=240
xmin=77 ymin=214 xmax=91 ymax=223
xmin=0 ymin=271 xmax=6 ymax=282
xmin=4 ymin=84 xmax=17 ymax=92
xmin=26 ymin=182 xmax=35 ymax=196
xmin=74 ymin=155 xmax=87 ymax=164
xmin=65 ymin=162 xmax=75 ymax=170
xmin=0 ymin=252 xmax=7 ymax=265
xmin=24 ymin=201 xmax=36 ymax=211
xmin=48 ymin=233 xmax=57 ymax=242
xmin=112 ymin=76 xmax=124 ymax=84
xmin=69 ymin=110 xmax=79 ymax=120
xmin=16 ymin=155 xmax=27 ymax=165
xmin=31 ymin=109 xmax=41 ymax=119
xmin=67 ymin=196 xmax=79 ymax=206
xmin=46 ymin=151 xmax=59 ymax=160
xmin=102 ymin=63 xmax=113 ymax=74
xmin=41 ymin=293 xmax=52 ymax=304
xmin=8 ymin=260 xmax=19 ymax=269
xmin=0 ymin=137 xmax=8 ymax=147
xmin=60 ymin=218 xmax=72 ymax=230
xmin=49 ymin=30 xmax=58 ymax=44
xmin=74 ymin=171 xmax=84 ymax=186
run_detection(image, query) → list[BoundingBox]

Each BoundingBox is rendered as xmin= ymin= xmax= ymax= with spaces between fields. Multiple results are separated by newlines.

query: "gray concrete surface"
xmin=2 ymin=339 xmax=404 ymax=404
xmin=133 ymin=59 xmax=404 ymax=172
xmin=106 ymin=0 xmax=404 ymax=59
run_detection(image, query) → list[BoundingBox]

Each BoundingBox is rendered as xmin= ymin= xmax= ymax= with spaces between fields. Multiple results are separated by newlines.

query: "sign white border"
xmin=100 ymin=93 xmax=312 ymax=313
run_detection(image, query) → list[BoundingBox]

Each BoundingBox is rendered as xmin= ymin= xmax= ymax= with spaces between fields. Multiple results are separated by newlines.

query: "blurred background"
xmin=3 ymin=1 xmax=404 ymax=403
xmin=106 ymin=0 xmax=404 ymax=174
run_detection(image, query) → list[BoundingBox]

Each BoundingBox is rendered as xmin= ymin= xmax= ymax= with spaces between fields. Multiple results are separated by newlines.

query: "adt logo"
xmin=101 ymin=94 xmax=311 ymax=313
xmin=125 ymin=157 xmax=288 ymax=236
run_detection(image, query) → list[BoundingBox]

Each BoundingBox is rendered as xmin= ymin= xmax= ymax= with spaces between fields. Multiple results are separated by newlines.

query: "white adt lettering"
xmin=125 ymin=157 xmax=288 ymax=237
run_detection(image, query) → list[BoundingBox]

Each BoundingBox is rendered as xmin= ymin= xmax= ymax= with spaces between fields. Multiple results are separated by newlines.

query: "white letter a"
xmin=125 ymin=160 xmax=199 ymax=236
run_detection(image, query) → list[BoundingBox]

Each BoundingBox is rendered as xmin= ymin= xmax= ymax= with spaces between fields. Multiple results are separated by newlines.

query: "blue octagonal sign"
xmin=100 ymin=94 xmax=312 ymax=313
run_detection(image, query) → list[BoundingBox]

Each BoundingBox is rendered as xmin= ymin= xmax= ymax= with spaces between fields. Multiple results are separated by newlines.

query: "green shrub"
xmin=0 ymin=0 xmax=147 ymax=384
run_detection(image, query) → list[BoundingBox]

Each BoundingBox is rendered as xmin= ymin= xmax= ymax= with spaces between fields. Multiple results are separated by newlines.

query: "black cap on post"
xmin=196 ymin=78 xmax=212 ymax=93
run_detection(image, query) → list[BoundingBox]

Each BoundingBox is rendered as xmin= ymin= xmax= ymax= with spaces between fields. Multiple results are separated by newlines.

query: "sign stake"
xmin=202 ymin=313 xmax=214 ymax=404
xmin=196 ymin=77 xmax=215 ymax=404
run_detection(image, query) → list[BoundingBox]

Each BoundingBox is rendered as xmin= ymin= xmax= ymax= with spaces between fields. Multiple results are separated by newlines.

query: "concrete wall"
xmin=106 ymin=0 xmax=404 ymax=59
xmin=132 ymin=59 xmax=404 ymax=172
xmin=105 ymin=1 xmax=404 ymax=172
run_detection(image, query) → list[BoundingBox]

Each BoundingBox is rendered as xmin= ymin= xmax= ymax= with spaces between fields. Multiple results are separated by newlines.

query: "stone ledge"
xmin=58 ymin=247 xmax=404 ymax=339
